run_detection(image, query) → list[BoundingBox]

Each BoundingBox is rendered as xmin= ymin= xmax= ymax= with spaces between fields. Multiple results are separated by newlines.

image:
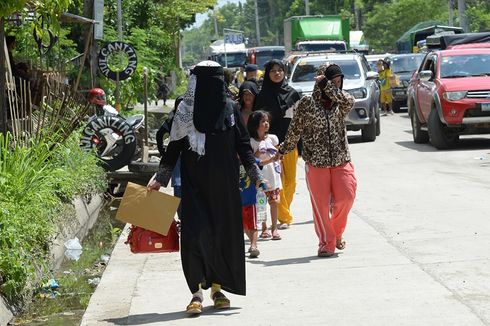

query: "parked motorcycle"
xmin=80 ymin=88 xmax=144 ymax=171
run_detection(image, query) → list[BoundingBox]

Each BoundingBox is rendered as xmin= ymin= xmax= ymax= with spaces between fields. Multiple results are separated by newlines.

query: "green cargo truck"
xmin=284 ymin=15 xmax=350 ymax=55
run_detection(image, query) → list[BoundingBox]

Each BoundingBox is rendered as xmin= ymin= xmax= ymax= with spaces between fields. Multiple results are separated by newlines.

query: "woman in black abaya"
xmin=148 ymin=61 xmax=264 ymax=315
xmin=254 ymin=59 xmax=300 ymax=231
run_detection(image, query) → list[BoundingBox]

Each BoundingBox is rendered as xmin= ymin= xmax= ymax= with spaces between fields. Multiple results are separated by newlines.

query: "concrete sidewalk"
xmin=134 ymin=99 xmax=175 ymax=114
xmin=81 ymin=157 xmax=485 ymax=325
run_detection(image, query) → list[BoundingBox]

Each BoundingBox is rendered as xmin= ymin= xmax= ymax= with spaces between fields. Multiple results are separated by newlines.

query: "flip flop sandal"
xmin=212 ymin=291 xmax=230 ymax=309
xmin=271 ymin=232 xmax=282 ymax=240
xmin=336 ymin=239 xmax=346 ymax=250
xmin=186 ymin=296 xmax=203 ymax=314
xmin=318 ymin=251 xmax=335 ymax=258
xmin=259 ymin=231 xmax=272 ymax=240
xmin=249 ymin=247 xmax=260 ymax=258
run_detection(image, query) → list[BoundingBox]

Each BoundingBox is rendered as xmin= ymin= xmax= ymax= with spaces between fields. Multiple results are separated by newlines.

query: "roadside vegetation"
xmin=183 ymin=0 xmax=490 ymax=64
xmin=0 ymin=132 xmax=106 ymax=305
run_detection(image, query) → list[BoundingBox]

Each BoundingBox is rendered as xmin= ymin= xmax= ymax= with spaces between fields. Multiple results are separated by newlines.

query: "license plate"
xmin=481 ymin=103 xmax=490 ymax=111
xmin=395 ymin=91 xmax=405 ymax=96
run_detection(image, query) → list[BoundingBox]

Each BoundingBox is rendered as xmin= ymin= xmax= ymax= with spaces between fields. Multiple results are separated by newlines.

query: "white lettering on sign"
xmin=97 ymin=41 xmax=138 ymax=81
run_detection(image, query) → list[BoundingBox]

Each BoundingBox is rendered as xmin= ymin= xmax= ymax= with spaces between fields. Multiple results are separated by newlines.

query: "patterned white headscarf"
xmin=169 ymin=74 xmax=206 ymax=155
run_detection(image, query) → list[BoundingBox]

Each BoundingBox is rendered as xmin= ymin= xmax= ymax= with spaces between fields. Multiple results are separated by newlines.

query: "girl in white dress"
xmin=248 ymin=110 xmax=283 ymax=240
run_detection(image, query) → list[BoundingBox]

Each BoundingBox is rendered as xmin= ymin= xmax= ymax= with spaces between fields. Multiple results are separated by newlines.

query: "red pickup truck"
xmin=407 ymin=46 xmax=490 ymax=149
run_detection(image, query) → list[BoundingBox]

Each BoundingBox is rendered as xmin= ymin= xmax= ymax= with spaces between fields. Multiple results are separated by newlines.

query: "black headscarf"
xmin=238 ymin=80 xmax=259 ymax=106
xmin=253 ymin=59 xmax=300 ymax=142
xmin=254 ymin=59 xmax=300 ymax=122
xmin=193 ymin=64 xmax=233 ymax=133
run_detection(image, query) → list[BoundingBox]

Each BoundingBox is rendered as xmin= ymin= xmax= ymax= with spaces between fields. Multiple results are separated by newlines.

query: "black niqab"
xmin=193 ymin=65 xmax=232 ymax=133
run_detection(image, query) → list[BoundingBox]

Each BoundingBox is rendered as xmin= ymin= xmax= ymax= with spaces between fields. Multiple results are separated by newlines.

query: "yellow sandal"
xmin=186 ymin=297 xmax=203 ymax=314
xmin=212 ymin=291 xmax=230 ymax=309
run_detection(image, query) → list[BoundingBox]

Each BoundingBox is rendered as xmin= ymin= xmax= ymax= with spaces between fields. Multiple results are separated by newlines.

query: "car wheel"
xmin=361 ymin=120 xmax=377 ymax=142
xmin=375 ymin=107 xmax=381 ymax=136
xmin=410 ymin=110 xmax=429 ymax=143
xmin=427 ymin=109 xmax=459 ymax=149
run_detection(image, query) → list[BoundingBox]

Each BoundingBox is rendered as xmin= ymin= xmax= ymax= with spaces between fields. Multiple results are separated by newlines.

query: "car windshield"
xmin=214 ymin=52 xmax=247 ymax=68
xmin=440 ymin=54 xmax=490 ymax=78
xmin=367 ymin=60 xmax=379 ymax=71
xmin=292 ymin=60 xmax=361 ymax=83
xmin=298 ymin=43 xmax=347 ymax=52
xmin=391 ymin=55 xmax=424 ymax=73
xmin=254 ymin=50 xmax=285 ymax=68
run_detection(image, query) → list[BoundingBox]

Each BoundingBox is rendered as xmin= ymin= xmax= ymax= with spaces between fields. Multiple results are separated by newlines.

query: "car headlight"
xmin=443 ymin=91 xmax=467 ymax=101
xmin=402 ymin=80 xmax=409 ymax=87
xmin=349 ymin=87 xmax=367 ymax=99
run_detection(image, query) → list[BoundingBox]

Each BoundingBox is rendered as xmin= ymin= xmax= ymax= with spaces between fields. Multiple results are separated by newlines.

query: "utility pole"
xmin=254 ymin=0 xmax=261 ymax=46
xmin=305 ymin=0 xmax=310 ymax=15
xmin=213 ymin=6 xmax=219 ymax=39
xmin=457 ymin=0 xmax=467 ymax=32
xmin=354 ymin=1 xmax=361 ymax=30
xmin=448 ymin=0 xmax=454 ymax=26
xmin=0 ymin=18 xmax=7 ymax=134
xmin=115 ymin=0 xmax=122 ymax=111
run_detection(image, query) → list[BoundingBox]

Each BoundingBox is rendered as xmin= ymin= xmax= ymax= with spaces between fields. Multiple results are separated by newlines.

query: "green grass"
xmin=0 ymin=132 xmax=106 ymax=304
xmin=14 ymin=206 xmax=124 ymax=324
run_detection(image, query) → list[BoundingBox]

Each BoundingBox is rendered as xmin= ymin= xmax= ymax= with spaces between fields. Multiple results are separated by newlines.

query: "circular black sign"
xmin=98 ymin=41 xmax=137 ymax=81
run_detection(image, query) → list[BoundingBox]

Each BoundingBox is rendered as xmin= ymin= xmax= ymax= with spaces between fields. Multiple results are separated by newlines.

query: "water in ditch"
xmin=11 ymin=198 xmax=125 ymax=326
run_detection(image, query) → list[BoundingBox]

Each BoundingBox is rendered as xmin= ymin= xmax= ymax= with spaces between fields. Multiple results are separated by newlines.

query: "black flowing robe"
xmin=156 ymin=106 xmax=260 ymax=295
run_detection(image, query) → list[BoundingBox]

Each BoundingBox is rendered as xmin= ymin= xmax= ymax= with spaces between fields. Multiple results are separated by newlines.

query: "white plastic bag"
xmin=64 ymin=237 xmax=83 ymax=261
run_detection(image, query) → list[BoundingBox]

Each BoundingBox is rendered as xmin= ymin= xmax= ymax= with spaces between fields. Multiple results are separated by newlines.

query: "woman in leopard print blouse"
xmin=277 ymin=63 xmax=358 ymax=257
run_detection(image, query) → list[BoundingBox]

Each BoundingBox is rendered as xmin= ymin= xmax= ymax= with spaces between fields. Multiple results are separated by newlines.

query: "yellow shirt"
xmin=379 ymin=68 xmax=392 ymax=90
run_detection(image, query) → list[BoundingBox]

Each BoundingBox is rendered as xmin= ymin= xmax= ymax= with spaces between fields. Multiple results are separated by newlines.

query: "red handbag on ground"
xmin=125 ymin=221 xmax=179 ymax=253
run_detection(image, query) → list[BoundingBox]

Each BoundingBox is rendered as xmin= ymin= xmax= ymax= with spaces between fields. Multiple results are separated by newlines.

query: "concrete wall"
xmin=0 ymin=194 xmax=104 ymax=326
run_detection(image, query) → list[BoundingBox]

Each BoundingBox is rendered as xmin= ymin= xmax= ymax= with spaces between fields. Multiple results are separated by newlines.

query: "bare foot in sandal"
xmin=336 ymin=239 xmax=346 ymax=250
xmin=271 ymin=230 xmax=281 ymax=240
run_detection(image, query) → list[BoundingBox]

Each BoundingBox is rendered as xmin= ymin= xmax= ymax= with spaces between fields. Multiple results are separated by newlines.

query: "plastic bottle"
xmin=256 ymin=186 xmax=268 ymax=224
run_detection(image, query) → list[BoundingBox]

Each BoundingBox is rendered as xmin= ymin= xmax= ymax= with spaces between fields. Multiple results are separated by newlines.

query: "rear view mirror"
xmin=366 ymin=71 xmax=378 ymax=80
xmin=418 ymin=70 xmax=433 ymax=81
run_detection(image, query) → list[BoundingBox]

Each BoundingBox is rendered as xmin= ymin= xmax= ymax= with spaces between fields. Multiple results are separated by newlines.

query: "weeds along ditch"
xmin=0 ymin=132 xmax=106 ymax=318
xmin=1 ymin=109 xmax=168 ymax=324
xmin=11 ymin=201 xmax=125 ymax=325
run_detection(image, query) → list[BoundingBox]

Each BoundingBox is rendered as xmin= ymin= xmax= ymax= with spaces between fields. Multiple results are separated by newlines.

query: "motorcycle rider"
xmin=88 ymin=88 xmax=119 ymax=116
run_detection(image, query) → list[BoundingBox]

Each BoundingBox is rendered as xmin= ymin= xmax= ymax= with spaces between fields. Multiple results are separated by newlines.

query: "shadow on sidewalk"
xmin=104 ymin=307 xmax=241 ymax=324
xmin=290 ymin=219 xmax=313 ymax=226
xmin=247 ymin=254 xmax=339 ymax=267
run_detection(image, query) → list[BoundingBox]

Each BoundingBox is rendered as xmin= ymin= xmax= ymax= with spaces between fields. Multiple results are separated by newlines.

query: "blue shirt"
xmin=239 ymin=165 xmax=256 ymax=206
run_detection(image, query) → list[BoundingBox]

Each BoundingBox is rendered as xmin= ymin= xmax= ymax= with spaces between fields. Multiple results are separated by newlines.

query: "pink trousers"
xmin=305 ymin=162 xmax=357 ymax=253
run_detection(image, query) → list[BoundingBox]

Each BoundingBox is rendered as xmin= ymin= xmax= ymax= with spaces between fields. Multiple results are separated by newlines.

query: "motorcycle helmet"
xmin=88 ymin=88 xmax=106 ymax=106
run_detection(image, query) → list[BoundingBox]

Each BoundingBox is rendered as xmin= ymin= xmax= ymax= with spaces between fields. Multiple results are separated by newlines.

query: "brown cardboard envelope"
xmin=116 ymin=182 xmax=180 ymax=235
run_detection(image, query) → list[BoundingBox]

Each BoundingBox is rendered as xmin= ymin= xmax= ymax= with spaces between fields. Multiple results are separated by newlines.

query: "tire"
xmin=427 ymin=109 xmax=459 ymax=149
xmin=361 ymin=120 xmax=377 ymax=142
xmin=410 ymin=109 xmax=429 ymax=143
xmin=80 ymin=115 xmax=137 ymax=171
xmin=128 ymin=161 xmax=160 ymax=173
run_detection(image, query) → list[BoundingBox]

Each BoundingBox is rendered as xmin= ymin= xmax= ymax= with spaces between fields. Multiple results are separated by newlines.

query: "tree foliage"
xmin=184 ymin=0 xmax=490 ymax=60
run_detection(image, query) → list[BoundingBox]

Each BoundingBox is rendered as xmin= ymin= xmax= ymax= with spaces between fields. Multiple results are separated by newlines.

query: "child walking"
xmin=239 ymin=165 xmax=260 ymax=258
xmin=248 ymin=110 xmax=282 ymax=241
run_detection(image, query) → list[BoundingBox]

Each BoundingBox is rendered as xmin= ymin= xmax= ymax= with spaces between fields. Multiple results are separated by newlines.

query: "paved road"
xmin=81 ymin=111 xmax=490 ymax=325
